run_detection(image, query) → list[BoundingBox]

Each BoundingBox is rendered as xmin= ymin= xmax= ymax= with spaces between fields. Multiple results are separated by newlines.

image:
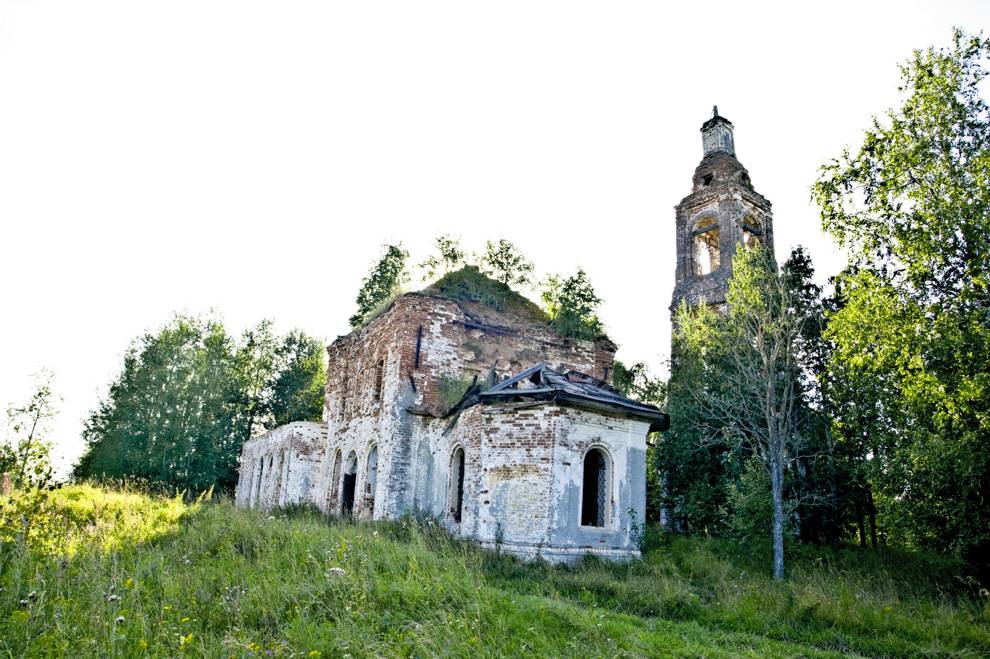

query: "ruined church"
xmin=235 ymin=109 xmax=772 ymax=563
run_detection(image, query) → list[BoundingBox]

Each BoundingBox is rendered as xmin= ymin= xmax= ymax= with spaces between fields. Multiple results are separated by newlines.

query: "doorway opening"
xmin=342 ymin=451 xmax=358 ymax=517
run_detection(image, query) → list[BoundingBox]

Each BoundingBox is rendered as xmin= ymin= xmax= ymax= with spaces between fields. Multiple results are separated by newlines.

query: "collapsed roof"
xmin=445 ymin=363 xmax=669 ymax=433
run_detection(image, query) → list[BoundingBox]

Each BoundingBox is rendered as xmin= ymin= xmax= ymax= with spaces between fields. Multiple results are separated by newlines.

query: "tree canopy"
xmin=419 ymin=234 xmax=466 ymax=282
xmin=813 ymin=29 xmax=990 ymax=568
xmin=665 ymin=246 xmax=824 ymax=579
xmin=541 ymin=268 xmax=605 ymax=340
xmin=350 ymin=244 xmax=410 ymax=328
xmin=74 ymin=315 xmax=326 ymax=491
xmin=481 ymin=239 xmax=534 ymax=288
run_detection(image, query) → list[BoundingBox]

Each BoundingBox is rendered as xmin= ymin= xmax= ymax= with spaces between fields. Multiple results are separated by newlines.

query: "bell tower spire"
xmin=670 ymin=107 xmax=774 ymax=313
xmin=701 ymin=106 xmax=735 ymax=156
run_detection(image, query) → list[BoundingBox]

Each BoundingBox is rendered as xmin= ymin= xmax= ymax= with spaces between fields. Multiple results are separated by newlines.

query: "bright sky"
xmin=1 ymin=1 xmax=988 ymax=474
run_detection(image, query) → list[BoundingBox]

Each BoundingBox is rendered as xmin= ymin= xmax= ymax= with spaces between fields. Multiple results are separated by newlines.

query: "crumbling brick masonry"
xmin=235 ymin=283 xmax=668 ymax=564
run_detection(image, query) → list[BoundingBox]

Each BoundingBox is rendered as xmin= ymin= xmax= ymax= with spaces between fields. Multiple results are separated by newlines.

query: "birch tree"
xmin=672 ymin=246 xmax=813 ymax=580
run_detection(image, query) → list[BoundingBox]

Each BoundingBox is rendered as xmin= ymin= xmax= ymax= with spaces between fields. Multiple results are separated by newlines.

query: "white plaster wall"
xmin=234 ymin=421 xmax=327 ymax=510
xmin=473 ymin=406 xmax=557 ymax=549
xmin=546 ymin=408 xmax=650 ymax=560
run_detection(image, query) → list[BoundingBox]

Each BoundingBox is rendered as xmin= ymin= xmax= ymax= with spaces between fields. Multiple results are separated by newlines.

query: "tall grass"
xmin=1 ymin=484 xmax=987 ymax=657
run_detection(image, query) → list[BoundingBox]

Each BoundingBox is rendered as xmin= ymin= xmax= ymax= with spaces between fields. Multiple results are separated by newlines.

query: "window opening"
xmin=692 ymin=217 xmax=721 ymax=275
xmin=450 ymin=446 xmax=465 ymax=524
xmin=581 ymin=448 xmax=609 ymax=527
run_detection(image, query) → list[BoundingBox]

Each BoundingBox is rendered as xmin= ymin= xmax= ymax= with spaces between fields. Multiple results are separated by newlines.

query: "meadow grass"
xmin=1 ymin=485 xmax=988 ymax=657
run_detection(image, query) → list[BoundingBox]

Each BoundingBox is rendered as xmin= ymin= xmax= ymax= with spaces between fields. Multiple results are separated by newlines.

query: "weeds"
xmin=1 ymin=483 xmax=987 ymax=657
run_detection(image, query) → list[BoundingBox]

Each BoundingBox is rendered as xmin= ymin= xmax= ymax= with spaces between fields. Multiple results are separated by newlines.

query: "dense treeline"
xmin=74 ymin=316 xmax=325 ymax=491
xmin=659 ymin=30 xmax=990 ymax=578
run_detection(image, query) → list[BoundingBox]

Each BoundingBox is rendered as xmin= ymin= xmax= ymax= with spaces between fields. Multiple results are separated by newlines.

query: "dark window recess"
xmin=414 ymin=326 xmax=423 ymax=368
xmin=582 ymin=449 xmax=608 ymax=527
xmin=603 ymin=366 xmax=611 ymax=382
xmin=373 ymin=359 xmax=384 ymax=401
xmin=703 ymin=173 xmax=713 ymax=186
xmin=451 ymin=447 xmax=466 ymax=523
xmin=341 ymin=367 xmax=348 ymax=416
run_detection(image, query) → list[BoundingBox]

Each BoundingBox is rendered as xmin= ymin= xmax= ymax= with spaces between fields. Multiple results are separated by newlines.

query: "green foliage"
xmin=1 ymin=370 xmax=58 ymax=489
xmin=1 ymin=484 xmax=987 ymax=657
xmin=481 ymin=239 xmax=534 ymax=288
xmin=813 ymin=29 xmax=990 ymax=570
xmin=611 ymin=360 xmax=665 ymax=406
xmin=270 ymin=331 xmax=327 ymax=427
xmin=350 ymin=244 xmax=410 ymax=328
xmin=0 ymin=482 xmax=194 ymax=557
xmin=74 ymin=315 xmax=325 ymax=492
xmin=613 ymin=360 xmax=667 ymax=523
xmin=666 ymin=246 xmax=826 ymax=579
xmin=437 ymin=373 xmax=476 ymax=412
xmin=424 ymin=265 xmax=549 ymax=325
xmin=541 ymin=269 xmax=606 ymax=340
xmin=419 ymin=234 xmax=465 ymax=281
xmin=726 ymin=458 xmax=794 ymax=542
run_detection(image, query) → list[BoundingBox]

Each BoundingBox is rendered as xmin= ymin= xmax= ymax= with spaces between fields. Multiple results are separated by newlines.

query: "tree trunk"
xmin=867 ymin=488 xmax=879 ymax=549
xmin=16 ymin=409 xmax=41 ymax=487
xmin=770 ymin=440 xmax=786 ymax=581
xmin=856 ymin=502 xmax=867 ymax=547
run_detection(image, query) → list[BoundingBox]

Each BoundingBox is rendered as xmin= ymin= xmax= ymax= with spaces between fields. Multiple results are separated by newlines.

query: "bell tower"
xmin=670 ymin=107 xmax=774 ymax=313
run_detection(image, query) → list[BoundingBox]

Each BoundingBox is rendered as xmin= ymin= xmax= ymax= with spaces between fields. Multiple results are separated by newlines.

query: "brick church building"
xmin=236 ymin=109 xmax=770 ymax=563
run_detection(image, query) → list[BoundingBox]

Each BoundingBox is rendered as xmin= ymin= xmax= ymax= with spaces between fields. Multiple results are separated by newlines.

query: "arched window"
xmin=449 ymin=446 xmax=465 ymax=524
xmin=365 ymin=445 xmax=379 ymax=516
xmin=581 ymin=448 xmax=610 ymax=527
xmin=373 ymin=359 xmax=385 ymax=401
xmin=342 ymin=451 xmax=358 ymax=517
xmin=742 ymin=215 xmax=763 ymax=248
xmin=274 ymin=449 xmax=286 ymax=506
xmin=327 ymin=449 xmax=342 ymax=512
xmin=692 ymin=217 xmax=720 ymax=276
xmin=253 ymin=457 xmax=264 ymax=508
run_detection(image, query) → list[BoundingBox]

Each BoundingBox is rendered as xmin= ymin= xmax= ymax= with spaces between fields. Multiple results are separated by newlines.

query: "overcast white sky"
xmin=1 ymin=1 xmax=988 ymax=473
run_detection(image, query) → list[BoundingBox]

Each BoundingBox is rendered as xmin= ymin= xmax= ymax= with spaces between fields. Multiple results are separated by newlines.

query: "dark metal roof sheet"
xmin=476 ymin=362 xmax=669 ymax=431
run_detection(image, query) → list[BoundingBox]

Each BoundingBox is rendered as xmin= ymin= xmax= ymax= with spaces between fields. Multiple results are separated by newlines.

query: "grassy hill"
xmin=1 ymin=485 xmax=988 ymax=657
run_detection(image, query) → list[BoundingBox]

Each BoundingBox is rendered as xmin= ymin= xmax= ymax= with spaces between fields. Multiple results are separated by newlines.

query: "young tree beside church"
xmin=669 ymin=246 xmax=823 ymax=579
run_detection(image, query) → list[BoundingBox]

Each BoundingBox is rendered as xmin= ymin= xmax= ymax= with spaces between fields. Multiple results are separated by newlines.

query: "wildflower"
xmin=19 ymin=599 xmax=29 ymax=606
xmin=27 ymin=591 xmax=36 ymax=600
xmin=308 ymin=652 xmax=322 ymax=657
xmin=116 ymin=616 xmax=125 ymax=623
xmin=108 ymin=594 xmax=121 ymax=602
xmin=326 ymin=567 xmax=345 ymax=577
